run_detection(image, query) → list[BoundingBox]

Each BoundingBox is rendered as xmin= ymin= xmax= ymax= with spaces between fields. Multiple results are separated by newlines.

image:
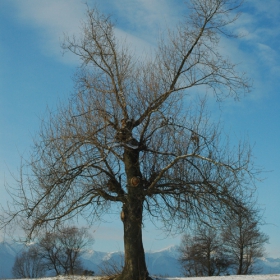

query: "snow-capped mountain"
xmin=0 ymin=242 xmax=181 ymax=278
xmin=1 ymin=241 xmax=280 ymax=278
xmin=257 ymin=257 xmax=280 ymax=274
xmin=81 ymin=245 xmax=181 ymax=277
xmin=145 ymin=246 xmax=182 ymax=277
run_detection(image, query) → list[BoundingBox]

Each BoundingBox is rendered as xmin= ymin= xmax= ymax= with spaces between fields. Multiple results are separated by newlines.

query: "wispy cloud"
xmin=8 ymin=0 xmax=86 ymax=64
xmin=247 ymin=0 xmax=280 ymax=22
xmin=14 ymin=0 xmax=84 ymax=32
xmin=99 ymin=0 xmax=183 ymax=44
xmin=6 ymin=0 xmax=280 ymax=81
xmin=227 ymin=0 xmax=280 ymax=93
xmin=241 ymin=1 xmax=280 ymax=49
xmin=8 ymin=0 xmax=181 ymax=64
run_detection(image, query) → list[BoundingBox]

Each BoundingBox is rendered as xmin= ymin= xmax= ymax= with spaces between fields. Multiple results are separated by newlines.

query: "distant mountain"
xmin=81 ymin=245 xmax=181 ymax=277
xmin=0 ymin=242 xmax=181 ymax=278
xmin=257 ymin=258 xmax=280 ymax=274
xmin=145 ymin=246 xmax=182 ymax=277
xmin=0 ymin=241 xmax=24 ymax=278
xmin=79 ymin=246 xmax=280 ymax=277
xmin=0 ymin=241 xmax=280 ymax=278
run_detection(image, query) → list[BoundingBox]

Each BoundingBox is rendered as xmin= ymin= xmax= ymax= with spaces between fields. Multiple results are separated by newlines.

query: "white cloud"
xmin=247 ymin=0 xmax=280 ymax=22
xmin=7 ymin=0 xmax=280 ymax=81
xmin=8 ymin=0 xmax=178 ymax=64
xmin=14 ymin=0 xmax=84 ymax=32
xmin=115 ymin=28 xmax=155 ymax=59
xmin=9 ymin=0 xmax=86 ymax=64
xmin=227 ymin=0 xmax=280 ymax=85
xmin=101 ymin=0 xmax=183 ymax=44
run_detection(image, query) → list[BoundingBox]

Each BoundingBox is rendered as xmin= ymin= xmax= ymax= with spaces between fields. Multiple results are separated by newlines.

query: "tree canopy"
xmin=1 ymin=1 xmax=259 ymax=279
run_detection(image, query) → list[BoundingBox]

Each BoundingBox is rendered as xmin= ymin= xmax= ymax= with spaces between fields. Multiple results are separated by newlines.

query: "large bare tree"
xmin=2 ymin=1 xmax=258 ymax=279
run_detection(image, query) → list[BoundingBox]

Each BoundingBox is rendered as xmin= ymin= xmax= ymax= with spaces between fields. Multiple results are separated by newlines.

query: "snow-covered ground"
xmin=163 ymin=275 xmax=280 ymax=280
xmin=22 ymin=275 xmax=280 ymax=280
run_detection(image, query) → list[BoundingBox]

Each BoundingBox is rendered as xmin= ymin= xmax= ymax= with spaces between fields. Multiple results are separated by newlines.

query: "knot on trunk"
xmin=120 ymin=210 xmax=125 ymax=222
xmin=130 ymin=176 xmax=140 ymax=187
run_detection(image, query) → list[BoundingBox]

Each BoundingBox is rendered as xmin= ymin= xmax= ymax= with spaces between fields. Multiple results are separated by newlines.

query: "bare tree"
xmin=2 ymin=1 xmax=259 ymax=279
xmin=179 ymin=226 xmax=230 ymax=277
xmin=37 ymin=226 xmax=93 ymax=275
xmin=12 ymin=246 xmax=46 ymax=278
xmin=222 ymin=206 xmax=269 ymax=275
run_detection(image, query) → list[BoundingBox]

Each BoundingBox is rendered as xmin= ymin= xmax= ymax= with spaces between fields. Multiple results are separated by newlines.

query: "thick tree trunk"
xmin=116 ymin=199 xmax=151 ymax=280
xmin=115 ymin=138 xmax=152 ymax=280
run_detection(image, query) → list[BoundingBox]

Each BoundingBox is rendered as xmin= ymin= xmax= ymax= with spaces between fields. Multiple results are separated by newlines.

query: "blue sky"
xmin=1 ymin=0 xmax=280 ymax=256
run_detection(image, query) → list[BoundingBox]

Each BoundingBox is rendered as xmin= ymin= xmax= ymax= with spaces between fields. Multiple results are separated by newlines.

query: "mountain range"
xmin=0 ymin=241 xmax=280 ymax=278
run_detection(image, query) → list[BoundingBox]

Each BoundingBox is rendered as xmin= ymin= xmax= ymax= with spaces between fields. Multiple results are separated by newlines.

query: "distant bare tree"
xmin=179 ymin=226 xmax=230 ymax=276
xmin=12 ymin=246 xmax=46 ymax=278
xmin=222 ymin=206 xmax=269 ymax=275
xmin=37 ymin=226 xmax=93 ymax=275
xmin=2 ymin=0 xmax=259 ymax=279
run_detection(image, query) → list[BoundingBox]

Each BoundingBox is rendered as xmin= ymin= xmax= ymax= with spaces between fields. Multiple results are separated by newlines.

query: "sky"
xmin=0 ymin=0 xmax=280 ymax=256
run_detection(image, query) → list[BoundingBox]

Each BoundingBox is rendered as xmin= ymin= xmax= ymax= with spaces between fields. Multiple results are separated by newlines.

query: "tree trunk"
xmin=116 ymin=199 xmax=151 ymax=280
xmin=237 ymin=247 xmax=243 ymax=275
xmin=115 ymin=141 xmax=152 ymax=280
xmin=207 ymin=249 xmax=211 ymax=276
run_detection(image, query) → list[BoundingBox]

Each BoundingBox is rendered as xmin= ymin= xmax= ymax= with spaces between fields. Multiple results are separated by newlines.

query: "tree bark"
xmin=237 ymin=247 xmax=243 ymax=275
xmin=115 ymin=141 xmax=152 ymax=280
xmin=116 ymin=199 xmax=151 ymax=280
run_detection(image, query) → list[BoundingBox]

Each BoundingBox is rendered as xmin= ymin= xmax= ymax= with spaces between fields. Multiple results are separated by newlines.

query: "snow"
xmin=163 ymin=276 xmax=280 ymax=280
xmin=9 ymin=275 xmax=280 ymax=280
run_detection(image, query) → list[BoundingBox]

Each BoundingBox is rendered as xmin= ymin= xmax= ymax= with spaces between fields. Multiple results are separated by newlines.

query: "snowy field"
xmin=22 ymin=275 xmax=280 ymax=280
xmin=160 ymin=275 xmax=280 ymax=280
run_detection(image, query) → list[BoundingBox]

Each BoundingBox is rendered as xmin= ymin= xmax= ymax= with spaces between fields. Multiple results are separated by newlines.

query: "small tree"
xmin=179 ymin=226 xmax=230 ymax=276
xmin=12 ymin=246 xmax=46 ymax=278
xmin=38 ymin=226 xmax=93 ymax=275
xmin=222 ymin=206 xmax=269 ymax=275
